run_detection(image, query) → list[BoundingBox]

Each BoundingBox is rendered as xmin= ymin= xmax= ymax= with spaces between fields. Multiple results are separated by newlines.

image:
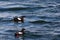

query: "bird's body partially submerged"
xmin=13 ymin=16 xmax=25 ymax=23
xmin=15 ymin=28 xmax=25 ymax=38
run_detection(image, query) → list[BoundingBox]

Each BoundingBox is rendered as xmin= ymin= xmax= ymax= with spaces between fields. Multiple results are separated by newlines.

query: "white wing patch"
xmin=17 ymin=18 xmax=21 ymax=20
xmin=18 ymin=32 xmax=23 ymax=34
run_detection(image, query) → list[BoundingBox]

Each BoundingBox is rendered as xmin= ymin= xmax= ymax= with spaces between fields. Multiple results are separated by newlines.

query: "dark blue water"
xmin=0 ymin=0 xmax=60 ymax=40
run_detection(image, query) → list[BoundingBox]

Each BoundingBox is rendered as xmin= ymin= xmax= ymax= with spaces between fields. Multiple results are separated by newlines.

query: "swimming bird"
xmin=15 ymin=28 xmax=25 ymax=38
xmin=13 ymin=16 xmax=25 ymax=23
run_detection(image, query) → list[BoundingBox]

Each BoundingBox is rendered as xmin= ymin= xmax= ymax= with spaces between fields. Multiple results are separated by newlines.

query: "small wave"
xmin=5 ymin=30 xmax=18 ymax=32
xmin=30 ymin=20 xmax=60 ymax=24
xmin=0 ymin=17 xmax=12 ymax=22
xmin=56 ymin=4 xmax=60 ymax=9
xmin=0 ymin=6 xmax=46 ymax=11
xmin=44 ymin=8 xmax=59 ymax=13
xmin=30 ymin=20 xmax=52 ymax=24
xmin=0 ymin=7 xmax=29 ymax=11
